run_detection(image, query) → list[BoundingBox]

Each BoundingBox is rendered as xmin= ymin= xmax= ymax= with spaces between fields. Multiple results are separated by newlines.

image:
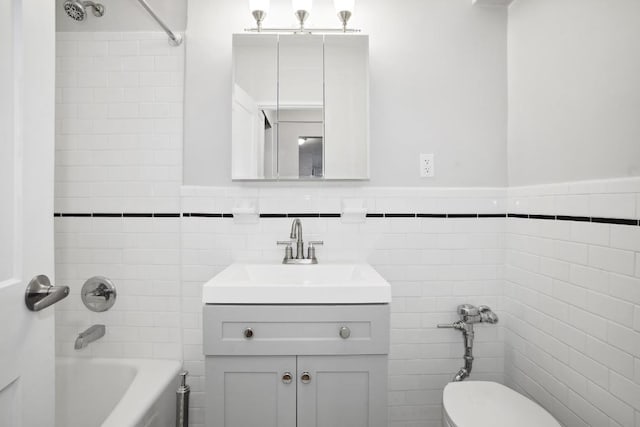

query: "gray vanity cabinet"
xmin=203 ymin=304 xmax=390 ymax=427
xmin=206 ymin=356 xmax=297 ymax=427
xmin=296 ymin=355 xmax=388 ymax=427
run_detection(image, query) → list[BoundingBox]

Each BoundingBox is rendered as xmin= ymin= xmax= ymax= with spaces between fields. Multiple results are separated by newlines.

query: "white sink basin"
xmin=202 ymin=263 xmax=391 ymax=304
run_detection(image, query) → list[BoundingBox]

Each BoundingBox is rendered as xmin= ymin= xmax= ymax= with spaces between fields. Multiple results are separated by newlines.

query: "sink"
xmin=202 ymin=263 xmax=391 ymax=304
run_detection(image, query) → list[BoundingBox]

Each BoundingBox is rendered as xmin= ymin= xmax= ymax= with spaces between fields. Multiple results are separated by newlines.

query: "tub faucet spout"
xmin=74 ymin=324 xmax=106 ymax=350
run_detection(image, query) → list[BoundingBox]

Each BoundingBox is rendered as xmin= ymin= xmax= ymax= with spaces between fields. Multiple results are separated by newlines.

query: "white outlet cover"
xmin=420 ymin=153 xmax=434 ymax=178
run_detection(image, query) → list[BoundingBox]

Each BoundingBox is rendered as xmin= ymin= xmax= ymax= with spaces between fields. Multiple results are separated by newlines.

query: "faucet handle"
xmin=277 ymin=240 xmax=294 ymax=261
xmin=307 ymin=241 xmax=323 ymax=262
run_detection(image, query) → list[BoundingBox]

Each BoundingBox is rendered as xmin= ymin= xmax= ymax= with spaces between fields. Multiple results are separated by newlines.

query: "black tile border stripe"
xmin=529 ymin=214 xmax=556 ymax=220
xmin=591 ymin=217 xmax=638 ymax=226
xmin=385 ymin=213 xmax=416 ymax=218
xmin=556 ymin=215 xmax=591 ymax=222
xmin=52 ymin=212 xmax=640 ymax=227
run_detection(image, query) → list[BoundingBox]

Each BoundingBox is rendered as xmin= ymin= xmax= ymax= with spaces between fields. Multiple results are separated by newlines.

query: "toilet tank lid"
xmin=443 ymin=381 xmax=561 ymax=427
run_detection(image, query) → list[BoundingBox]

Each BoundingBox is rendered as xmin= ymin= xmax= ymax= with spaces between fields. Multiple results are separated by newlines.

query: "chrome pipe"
xmin=136 ymin=0 xmax=183 ymax=46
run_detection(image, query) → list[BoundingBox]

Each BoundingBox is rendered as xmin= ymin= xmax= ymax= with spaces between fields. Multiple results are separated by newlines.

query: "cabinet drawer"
xmin=203 ymin=304 xmax=390 ymax=356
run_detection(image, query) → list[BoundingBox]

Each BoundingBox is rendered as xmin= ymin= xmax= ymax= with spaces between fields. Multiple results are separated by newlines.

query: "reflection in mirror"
xmin=278 ymin=35 xmax=323 ymax=110
xmin=278 ymin=108 xmax=323 ymax=179
xmin=232 ymin=35 xmax=278 ymax=179
xmin=231 ymin=34 xmax=369 ymax=180
xmin=298 ymin=137 xmax=323 ymax=178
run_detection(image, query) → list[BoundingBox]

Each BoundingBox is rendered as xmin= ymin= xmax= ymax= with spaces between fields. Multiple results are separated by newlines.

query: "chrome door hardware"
xmin=300 ymin=372 xmax=311 ymax=384
xmin=277 ymin=219 xmax=324 ymax=264
xmin=437 ymin=304 xmax=498 ymax=382
xmin=25 ymin=275 xmax=70 ymax=311
xmin=81 ymin=276 xmax=116 ymax=312
xmin=282 ymin=372 xmax=293 ymax=384
xmin=339 ymin=326 xmax=351 ymax=339
xmin=243 ymin=328 xmax=254 ymax=339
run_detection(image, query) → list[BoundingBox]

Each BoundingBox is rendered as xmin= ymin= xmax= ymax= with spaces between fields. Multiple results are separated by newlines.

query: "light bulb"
xmin=249 ymin=0 xmax=270 ymax=13
xmin=334 ymin=0 xmax=354 ymax=13
xmin=292 ymin=0 xmax=312 ymax=12
xmin=298 ymin=138 xmax=306 ymax=146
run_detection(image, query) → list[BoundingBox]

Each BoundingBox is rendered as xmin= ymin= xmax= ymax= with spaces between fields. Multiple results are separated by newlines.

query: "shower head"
xmin=64 ymin=1 xmax=105 ymax=21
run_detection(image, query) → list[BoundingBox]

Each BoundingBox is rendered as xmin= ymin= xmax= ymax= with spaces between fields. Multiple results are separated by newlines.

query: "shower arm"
xmin=136 ymin=0 xmax=183 ymax=46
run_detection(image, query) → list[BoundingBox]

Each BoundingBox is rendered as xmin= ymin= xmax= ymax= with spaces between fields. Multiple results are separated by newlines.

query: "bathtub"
xmin=56 ymin=358 xmax=181 ymax=427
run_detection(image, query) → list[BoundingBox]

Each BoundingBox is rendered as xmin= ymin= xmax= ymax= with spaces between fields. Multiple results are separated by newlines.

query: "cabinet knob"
xmin=282 ymin=372 xmax=293 ymax=384
xmin=243 ymin=328 xmax=254 ymax=339
xmin=339 ymin=326 xmax=351 ymax=339
xmin=300 ymin=372 xmax=311 ymax=384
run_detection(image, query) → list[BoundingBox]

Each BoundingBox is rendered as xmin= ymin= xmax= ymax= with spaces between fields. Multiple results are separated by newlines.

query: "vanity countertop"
xmin=202 ymin=263 xmax=391 ymax=304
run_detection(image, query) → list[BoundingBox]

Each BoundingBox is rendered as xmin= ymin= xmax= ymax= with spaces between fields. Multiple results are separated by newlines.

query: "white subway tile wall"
xmin=53 ymin=32 xmax=640 ymax=427
xmin=505 ymin=182 xmax=640 ymax=427
xmin=54 ymin=216 xmax=182 ymax=360
xmin=55 ymin=32 xmax=183 ymax=213
xmin=179 ymin=187 xmax=507 ymax=427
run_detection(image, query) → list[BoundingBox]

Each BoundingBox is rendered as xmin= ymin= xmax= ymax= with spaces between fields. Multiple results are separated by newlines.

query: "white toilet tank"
xmin=442 ymin=381 xmax=561 ymax=427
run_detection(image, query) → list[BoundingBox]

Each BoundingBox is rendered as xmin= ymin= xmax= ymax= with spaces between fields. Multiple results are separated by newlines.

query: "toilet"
xmin=442 ymin=381 xmax=561 ymax=427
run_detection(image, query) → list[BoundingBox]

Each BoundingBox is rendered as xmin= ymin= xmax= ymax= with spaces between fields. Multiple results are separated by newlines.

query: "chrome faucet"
xmin=277 ymin=219 xmax=323 ymax=264
xmin=74 ymin=324 xmax=106 ymax=350
xmin=290 ymin=218 xmax=304 ymax=259
xmin=437 ymin=304 xmax=498 ymax=382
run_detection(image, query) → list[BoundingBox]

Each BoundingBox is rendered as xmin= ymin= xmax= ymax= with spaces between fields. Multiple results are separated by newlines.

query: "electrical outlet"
xmin=420 ymin=153 xmax=434 ymax=178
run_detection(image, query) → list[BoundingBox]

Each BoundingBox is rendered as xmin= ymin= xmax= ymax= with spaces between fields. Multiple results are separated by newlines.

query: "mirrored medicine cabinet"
xmin=231 ymin=33 xmax=369 ymax=181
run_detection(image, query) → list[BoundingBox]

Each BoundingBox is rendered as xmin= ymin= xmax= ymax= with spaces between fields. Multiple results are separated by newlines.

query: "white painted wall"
xmin=184 ymin=0 xmax=508 ymax=187
xmin=55 ymin=0 xmax=186 ymax=32
xmin=507 ymin=0 xmax=640 ymax=186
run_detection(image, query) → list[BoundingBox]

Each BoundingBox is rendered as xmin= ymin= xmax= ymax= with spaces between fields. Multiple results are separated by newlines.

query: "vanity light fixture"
xmin=292 ymin=0 xmax=312 ymax=31
xmin=245 ymin=0 xmax=359 ymax=33
xmin=249 ymin=0 xmax=270 ymax=32
xmin=334 ymin=0 xmax=354 ymax=32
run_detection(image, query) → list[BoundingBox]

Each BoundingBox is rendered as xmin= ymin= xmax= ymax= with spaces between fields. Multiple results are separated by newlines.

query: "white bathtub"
xmin=56 ymin=358 xmax=181 ymax=427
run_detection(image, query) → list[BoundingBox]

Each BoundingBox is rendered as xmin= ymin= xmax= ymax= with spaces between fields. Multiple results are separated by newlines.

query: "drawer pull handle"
xmin=243 ymin=328 xmax=254 ymax=339
xmin=339 ymin=326 xmax=351 ymax=339
xmin=282 ymin=372 xmax=293 ymax=384
xmin=301 ymin=372 xmax=311 ymax=384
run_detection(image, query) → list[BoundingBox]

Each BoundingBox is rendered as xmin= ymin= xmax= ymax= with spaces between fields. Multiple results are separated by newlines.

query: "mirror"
xmin=232 ymin=33 xmax=369 ymax=180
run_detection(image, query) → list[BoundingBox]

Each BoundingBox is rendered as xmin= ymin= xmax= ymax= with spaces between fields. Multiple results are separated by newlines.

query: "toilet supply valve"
xmin=437 ymin=304 xmax=498 ymax=382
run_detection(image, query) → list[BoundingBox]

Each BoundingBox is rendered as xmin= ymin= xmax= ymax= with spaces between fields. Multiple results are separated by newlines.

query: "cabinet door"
xmin=205 ymin=356 xmax=296 ymax=427
xmin=297 ymin=355 xmax=388 ymax=427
